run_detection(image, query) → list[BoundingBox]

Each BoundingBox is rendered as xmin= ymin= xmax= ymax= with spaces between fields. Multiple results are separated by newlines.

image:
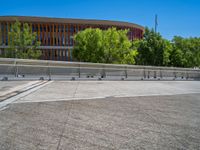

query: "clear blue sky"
xmin=1 ymin=0 xmax=200 ymax=40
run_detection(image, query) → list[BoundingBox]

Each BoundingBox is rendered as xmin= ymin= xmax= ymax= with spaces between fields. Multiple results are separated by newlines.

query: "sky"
xmin=0 ymin=0 xmax=200 ymax=40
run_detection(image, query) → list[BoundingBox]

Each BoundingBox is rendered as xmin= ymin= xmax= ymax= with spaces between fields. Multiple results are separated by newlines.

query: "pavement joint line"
xmin=0 ymin=80 xmax=46 ymax=102
xmin=0 ymin=81 xmax=46 ymax=102
xmin=13 ymin=91 xmax=200 ymax=104
xmin=0 ymin=81 xmax=53 ymax=109
xmin=72 ymin=81 xmax=80 ymax=98
xmin=0 ymin=80 xmax=40 ymax=97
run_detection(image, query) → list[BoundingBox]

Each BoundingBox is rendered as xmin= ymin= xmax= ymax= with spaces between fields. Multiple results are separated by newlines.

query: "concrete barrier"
xmin=0 ymin=58 xmax=200 ymax=81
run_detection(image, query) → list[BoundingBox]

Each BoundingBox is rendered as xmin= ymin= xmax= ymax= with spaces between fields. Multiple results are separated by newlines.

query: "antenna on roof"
xmin=155 ymin=14 xmax=158 ymax=33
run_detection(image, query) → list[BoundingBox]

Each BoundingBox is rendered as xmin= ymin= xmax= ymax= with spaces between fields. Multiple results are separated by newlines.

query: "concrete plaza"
xmin=0 ymin=81 xmax=200 ymax=149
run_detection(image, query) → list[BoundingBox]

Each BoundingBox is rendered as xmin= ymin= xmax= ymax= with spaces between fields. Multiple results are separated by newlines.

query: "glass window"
xmin=66 ymin=50 xmax=68 ymax=57
xmin=35 ymin=25 xmax=38 ymax=31
xmin=70 ymin=26 xmax=74 ymax=33
xmin=65 ymin=25 xmax=68 ymax=32
xmin=40 ymin=25 xmax=43 ymax=32
xmin=48 ymin=51 xmax=50 ymax=58
xmin=70 ymin=48 xmax=73 ymax=60
xmin=32 ymin=25 xmax=34 ymax=32
xmin=70 ymin=35 xmax=73 ymax=46
xmin=1 ymin=24 xmax=3 ymax=44
xmin=62 ymin=34 xmax=65 ymax=46
xmin=58 ymin=25 xmax=60 ymax=32
xmin=40 ymin=33 xmax=42 ymax=41
xmin=76 ymin=26 xmax=79 ymax=33
xmin=60 ymin=50 xmax=62 ymax=57
xmin=61 ymin=25 xmax=64 ymax=32
xmin=58 ymin=36 xmax=60 ymax=45
xmin=1 ymin=23 xmax=4 ymax=32
xmin=63 ymin=50 xmax=65 ymax=57
xmin=49 ymin=25 xmax=52 ymax=32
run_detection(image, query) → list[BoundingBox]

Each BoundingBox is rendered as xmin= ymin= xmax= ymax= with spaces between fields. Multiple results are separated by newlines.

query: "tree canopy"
xmin=5 ymin=20 xmax=41 ymax=59
xmin=73 ymin=27 xmax=200 ymax=68
xmin=134 ymin=28 xmax=200 ymax=68
xmin=73 ymin=28 xmax=138 ymax=64
xmin=169 ymin=36 xmax=200 ymax=67
xmin=136 ymin=28 xmax=172 ymax=66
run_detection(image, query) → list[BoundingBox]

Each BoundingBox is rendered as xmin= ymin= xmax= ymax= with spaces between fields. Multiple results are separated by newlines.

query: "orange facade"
xmin=0 ymin=16 xmax=144 ymax=61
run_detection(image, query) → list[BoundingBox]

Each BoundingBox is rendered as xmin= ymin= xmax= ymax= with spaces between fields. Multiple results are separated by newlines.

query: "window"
xmin=62 ymin=34 xmax=65 ymax=46
xmin=61 ymin=25 xmax=64 ymax=32
xmin=48 ymin=33 xmax=50 ymax=45
xmin=40 ymin=25 xmax=43 ymax=32
xmin=65 ymin=25 xmax=68 ymax=32
xmin=70 ymin=48 xmax=73 ymax=60
xmin=1 ymin=23 xmax=3 ymax=44
xmin=32 ymin=25 xmax=34 ymax=32
xmin=60 ymin=50 xmax=62 ymax=57
xmin=63 ymin=50 xmax=66 ymax=57
xmin=40 ymin=33 xmax=42 ymax=42
xmin=43 ymin=25 xmax=46 ymax=32
xmin=36 ymin=25 xmax=38 ymax=31
xmin=70 ymin=35 xmax=73 ymax=46
xmin=70 ymin=26 xmax=74 ymax=33
xmin=65 ymin=36 xmax=68 ymax=46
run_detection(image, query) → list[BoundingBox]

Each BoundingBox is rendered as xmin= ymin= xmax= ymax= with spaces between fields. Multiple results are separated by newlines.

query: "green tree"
xmin=136 ymin=27 xmax=172 ymax=66
xmin=73 ymin=27 xmax=138 ymax=64
xmin=73 ymin=28 xmax=104 ymax=63
xmin=169 ymin=36 xmax=200 ymax=67
xmin=5 ymin=20 xmax=41 ymax=59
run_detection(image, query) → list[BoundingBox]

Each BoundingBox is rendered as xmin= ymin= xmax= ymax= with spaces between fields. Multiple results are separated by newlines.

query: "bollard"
xmin=147 ymin=71 xmax=150 ymax=79
xmin=154 ymin=71 xmax=157 ymax=79
xmin=160 ymin=70 xmax=162 ymax=79
xmin=39 ymin=77 xmax=44 ymax=80
xmin=143 ymin=69 xmax=146 ymax=79
xmin=71 ymin=77 xmax=75 ymax=81
xmin=2 ymin=77 xmax=8 ymax=81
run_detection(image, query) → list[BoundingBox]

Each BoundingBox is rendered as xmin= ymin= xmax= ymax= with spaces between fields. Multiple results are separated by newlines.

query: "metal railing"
xmin=0 ymin=58 xmax=200 ymax=81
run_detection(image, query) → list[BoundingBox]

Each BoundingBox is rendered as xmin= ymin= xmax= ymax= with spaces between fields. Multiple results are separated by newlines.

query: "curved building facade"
xmin=0 ymin=16 xmax=144 ymax=61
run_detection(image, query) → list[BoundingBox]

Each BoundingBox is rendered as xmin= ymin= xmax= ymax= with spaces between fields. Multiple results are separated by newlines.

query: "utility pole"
xmin=155 ymin=14 xmax=158 ymax=33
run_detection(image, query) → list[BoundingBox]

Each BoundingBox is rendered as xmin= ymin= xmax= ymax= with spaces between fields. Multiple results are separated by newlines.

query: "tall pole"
xmin=155 ymin=14 xmax=158 ymax=33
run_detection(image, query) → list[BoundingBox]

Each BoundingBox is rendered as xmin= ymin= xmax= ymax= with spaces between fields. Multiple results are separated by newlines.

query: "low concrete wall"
xmin=0 ymin=58 xmax=200 ymax=81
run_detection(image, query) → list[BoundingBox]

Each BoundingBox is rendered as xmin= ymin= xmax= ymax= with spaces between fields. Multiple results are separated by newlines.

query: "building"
xmin=0 ymin=16 xmax=144 ymax=61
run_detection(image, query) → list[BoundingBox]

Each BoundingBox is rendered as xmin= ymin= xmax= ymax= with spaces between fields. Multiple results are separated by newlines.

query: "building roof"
xmin=0 ymin=16 xmax=144 ymax=31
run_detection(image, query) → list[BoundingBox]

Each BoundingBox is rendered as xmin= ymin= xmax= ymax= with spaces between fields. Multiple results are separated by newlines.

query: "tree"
xmin=73 ymin=28 xmax=104 ymax=63
xmin=5 ymin=20 xmax=41 ymax=59
xmin=136 ymin=27 xmax=172 ymax=66
xmin=73 ymin=27 xmax=138 ymax=64
xmin=169 ymin=36 xmax=200 ymax=67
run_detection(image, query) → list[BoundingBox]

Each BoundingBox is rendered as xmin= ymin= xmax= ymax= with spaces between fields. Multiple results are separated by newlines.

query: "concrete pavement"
xmin=14 ymin=81 xmax=200 ymax=103
xmin=0 ymin=81 xmax=200 ymax=149
xmin=1 ymin=93 xmax=200 ymax=149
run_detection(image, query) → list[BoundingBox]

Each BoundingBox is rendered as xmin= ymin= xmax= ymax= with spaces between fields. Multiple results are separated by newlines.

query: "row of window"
xmin=0 ymin=22 xmax=143 ymax=46
xmin=32 ymin=25 xmax=82 ymax=33
xmin=42 ymin=49 xmax=72 ymax=61
xmin=0 ymin=48 xmax=72 ymax=61
xmin=37 ymin=33 xmax=74 ymax=46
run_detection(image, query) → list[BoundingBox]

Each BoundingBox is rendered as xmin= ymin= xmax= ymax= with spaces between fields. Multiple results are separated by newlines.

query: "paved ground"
xmin=0 ymin=81 xmax=30 ymax=95
xmin=15 ymin=81 xmax=200 ymax=103
xmin=0 ymin=81 xmax=200 ymax=150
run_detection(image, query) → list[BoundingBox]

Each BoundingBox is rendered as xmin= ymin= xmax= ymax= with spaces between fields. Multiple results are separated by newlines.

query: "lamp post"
xmin=155 ymin=14 xmax=158 ymax=33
